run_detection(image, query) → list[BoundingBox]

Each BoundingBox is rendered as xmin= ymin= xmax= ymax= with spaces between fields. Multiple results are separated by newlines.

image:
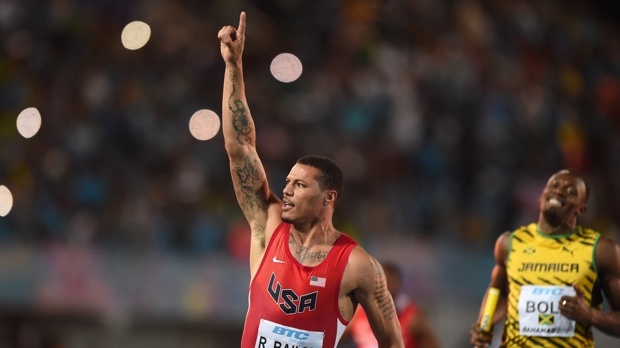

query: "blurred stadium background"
xmin=0 ymin=0 xmax=619 ymax=347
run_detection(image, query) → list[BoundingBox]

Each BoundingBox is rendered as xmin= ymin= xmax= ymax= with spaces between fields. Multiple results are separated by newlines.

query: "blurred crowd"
xmin=1 ymin=0 xmax=619 ymax=257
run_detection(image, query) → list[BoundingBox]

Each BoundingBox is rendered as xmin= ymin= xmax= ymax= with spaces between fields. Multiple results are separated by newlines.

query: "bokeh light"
xmin=16 ymin=107 xmax=42 ymax=138
xmin=189 ymin=109 xmax=221 ymax=141
xmin=270 ymin=53 xmax=303 ymax=83
xmin=121 ymin=21 xmax=151 ymax=50
xmin=0 ymin=185 xmax=13 ymax=217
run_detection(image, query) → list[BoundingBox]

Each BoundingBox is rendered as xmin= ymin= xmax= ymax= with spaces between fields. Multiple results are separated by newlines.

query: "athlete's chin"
xmin=281 ymin=214 xmax=294 ymax=224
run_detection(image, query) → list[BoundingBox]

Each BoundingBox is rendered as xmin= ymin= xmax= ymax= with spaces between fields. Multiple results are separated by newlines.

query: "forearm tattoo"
xmin=373 ymin=262 xmax=395 ymax=320
xmin=289 ymin=232 xmax=328 ymax=264
xmin=234 ymin=158 xmax=268 ymax=211
xmin=227 ymin=74 xmax=252 ymax=145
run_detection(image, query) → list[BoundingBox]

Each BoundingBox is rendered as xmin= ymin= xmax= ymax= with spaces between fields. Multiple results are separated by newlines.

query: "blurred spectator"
xmin=0 ymin=0 xmax=618 ymax=289
xmin=0 ymin=1 xmax=619 ymax=346
xmin=342 ymin=261 xmax=440 ymax=348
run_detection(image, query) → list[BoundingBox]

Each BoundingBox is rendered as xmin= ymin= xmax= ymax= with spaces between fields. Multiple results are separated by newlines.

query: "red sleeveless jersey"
xmin=241 ymin=222 xmax=358 ymax=348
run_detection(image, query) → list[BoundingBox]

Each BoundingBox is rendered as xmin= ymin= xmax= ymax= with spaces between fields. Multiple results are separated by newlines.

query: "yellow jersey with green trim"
xmin=502 ymin=223 xmax=602 ymax=348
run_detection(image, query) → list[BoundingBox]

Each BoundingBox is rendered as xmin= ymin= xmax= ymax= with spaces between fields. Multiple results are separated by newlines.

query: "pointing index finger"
xmin=238 ymin=11 xmax=246 ymax=38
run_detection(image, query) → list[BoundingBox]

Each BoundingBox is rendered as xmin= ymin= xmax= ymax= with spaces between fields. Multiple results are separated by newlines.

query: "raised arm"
xmin=218 ymin=12 xmax=281 ymax=273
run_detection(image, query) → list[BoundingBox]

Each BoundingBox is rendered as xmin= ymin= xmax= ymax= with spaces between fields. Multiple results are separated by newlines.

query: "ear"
xmin=578 ymin=204 xmax=587 ymax=216
xmin=324 ymin=191 xmax=337 ymax=205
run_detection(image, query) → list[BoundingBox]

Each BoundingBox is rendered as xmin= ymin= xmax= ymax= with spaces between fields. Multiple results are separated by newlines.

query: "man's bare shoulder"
xmin=347 ymin=244 xmax=374 ymax=265
xmin=342 ymin=245 xmax=381 ymax=290
xmin=595 ymin=235 xmax=620 ymax=275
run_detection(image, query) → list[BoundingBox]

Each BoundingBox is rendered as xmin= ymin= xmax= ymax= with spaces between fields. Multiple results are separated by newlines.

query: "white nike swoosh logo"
xmin=272 ymin=256 xmax=286 ymax=264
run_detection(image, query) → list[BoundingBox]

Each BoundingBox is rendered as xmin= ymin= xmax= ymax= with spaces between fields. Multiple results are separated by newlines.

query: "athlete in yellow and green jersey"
xmin=470 ymin=169 xmax=620 ymax=347
xmin=503 ymin=223 xmax=600 ymax=346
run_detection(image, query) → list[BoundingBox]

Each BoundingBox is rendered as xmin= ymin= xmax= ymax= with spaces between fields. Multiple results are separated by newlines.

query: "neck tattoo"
xmin=289 ymin=232 xmax=329 ymax=264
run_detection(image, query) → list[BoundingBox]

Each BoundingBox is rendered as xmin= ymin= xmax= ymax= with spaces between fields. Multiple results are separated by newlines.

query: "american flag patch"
xmin=310 ymin=276 xmax=326 ymax=287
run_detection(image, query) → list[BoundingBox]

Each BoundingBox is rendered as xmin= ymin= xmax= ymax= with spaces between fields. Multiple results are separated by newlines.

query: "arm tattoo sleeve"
xmin=373 ymin=263 xmax=396 ymax=321
xmin=227 ymin=74 xmax=252 ymax=145
xmin=234 ymin=157 xmax=268 ymax=211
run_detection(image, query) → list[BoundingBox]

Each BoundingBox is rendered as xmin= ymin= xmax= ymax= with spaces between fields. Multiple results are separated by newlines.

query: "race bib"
xmin=255 ymin=318 xmax=324 ymax=348
xmin=518 ymin=285 xmax=576 ymax=337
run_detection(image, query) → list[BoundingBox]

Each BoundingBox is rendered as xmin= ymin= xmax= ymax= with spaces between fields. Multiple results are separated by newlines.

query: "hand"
xmin=469 ymin=322 xmax=493 ymax=347
xmin=218 ymin=11 xmax=246 ymax=65
xmin=559 ymin=283 xmax=593 ymax=324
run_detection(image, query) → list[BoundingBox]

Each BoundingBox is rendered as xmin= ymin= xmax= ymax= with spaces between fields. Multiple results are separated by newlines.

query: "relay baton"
xmin=480 ymin=287 xmax=500 ymax=332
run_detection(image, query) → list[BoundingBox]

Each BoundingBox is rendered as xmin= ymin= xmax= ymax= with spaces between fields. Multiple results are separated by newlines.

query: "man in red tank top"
xmin=218 ymin=12 xmax=404 ymax=348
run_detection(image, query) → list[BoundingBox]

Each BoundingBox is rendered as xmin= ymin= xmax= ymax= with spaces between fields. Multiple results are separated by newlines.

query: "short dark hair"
xmin=296 ymin=155 xmax=344 ymax=200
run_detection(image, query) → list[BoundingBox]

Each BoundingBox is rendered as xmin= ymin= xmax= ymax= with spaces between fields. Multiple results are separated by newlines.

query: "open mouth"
xmin=282 ymin=199 xmax=294 ymax=211
xmin=548 ymin=198 xmax=562 ymax=207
